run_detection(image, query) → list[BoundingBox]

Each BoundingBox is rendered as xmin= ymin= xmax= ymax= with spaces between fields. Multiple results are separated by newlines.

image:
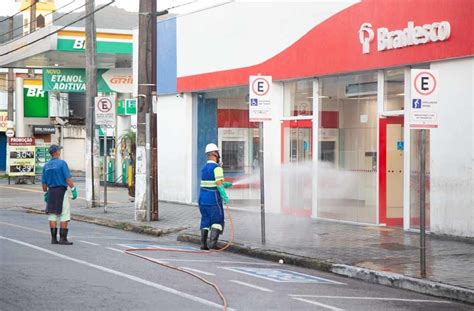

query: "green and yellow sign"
xmin=24 ymin=80 xmax=48 ymax=118
xmin=42 ymin=68 xmax=133 ymax=93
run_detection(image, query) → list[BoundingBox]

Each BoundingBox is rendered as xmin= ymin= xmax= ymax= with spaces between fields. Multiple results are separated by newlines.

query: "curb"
xmin=177 ymin=232 xmax=474 ymax=305
xmin=24 ymin=207 xmax=188 ymax=237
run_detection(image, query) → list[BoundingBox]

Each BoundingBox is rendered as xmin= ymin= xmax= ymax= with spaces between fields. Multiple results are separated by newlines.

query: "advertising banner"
xmin=8 ymin=137 xmax=36 ymax=176
xmin=43 ymin=68 xmax=132 ymax=93
xmin=35 ymin=145 xmax=51 ymax=175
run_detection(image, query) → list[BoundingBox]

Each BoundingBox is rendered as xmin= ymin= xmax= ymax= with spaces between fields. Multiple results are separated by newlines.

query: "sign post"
xmin=249 ymin=75 xmax=272 ymax=245
xmin=95 ymin=96 xmax=116 ymax=213
xmin=410 ymin=69 xmax=439 ymax=278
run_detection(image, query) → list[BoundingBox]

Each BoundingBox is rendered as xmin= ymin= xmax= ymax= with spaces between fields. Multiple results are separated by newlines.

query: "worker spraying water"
xmin=198 ymin=143 xmax=233 ymax=250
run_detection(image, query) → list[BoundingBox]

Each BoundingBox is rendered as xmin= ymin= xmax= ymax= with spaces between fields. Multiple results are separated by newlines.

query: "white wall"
xmin=430 ymin=57 xmax=474 ymax=237
xmin=156 ymin=94 xmax=193 ymax=203
xmin=62 ymin=126 xmax=86 ymax=172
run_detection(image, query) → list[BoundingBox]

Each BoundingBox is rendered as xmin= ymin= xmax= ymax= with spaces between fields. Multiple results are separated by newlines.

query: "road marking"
xmin=289 ymin=295 xmax=451 ymax=304
xmin=0 ymin=221 xmax=47 ymax=234
xmin=293 ymin=297 xmax=344 ymax=311
xmin=106 ymin=247 xmax=124 ymax=253
xmin=0 ymin=235 xmax=227 ymax=310
xmin=221 ymin=267 xmax=345 ymax=284
xmin=78 ymin=240 xmax=99 ymax=246
xmin=182 ymin=267 xmax=216 ymax=276
xmin=230 ymin=280 xmax=273 ymax=292
xmin=146 ymin=258 xmax=279 ymax=265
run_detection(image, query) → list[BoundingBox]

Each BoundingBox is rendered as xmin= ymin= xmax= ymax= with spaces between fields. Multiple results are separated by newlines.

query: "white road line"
xmin=106 ymin=247 xmax=124 ymax=253
xmin=0 ymin=235 xmax=226 ymax=310
xmin=78 ymin=240 xmax=99 ymax=246
xmin=230 ymin=280 xmax=273 ymax=292
xmin=289 ymin=295 xmax=451 ymax=304
xmin=182 ymin=267 xmax=216 ymax=276
xmin=0 ymin=221 xmax=47 ymax=234
xmin=292 ymin=297 xmax=344 ymax=311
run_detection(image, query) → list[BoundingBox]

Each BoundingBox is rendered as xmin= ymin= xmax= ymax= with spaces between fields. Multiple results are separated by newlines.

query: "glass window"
xmin=384 ymin=68 xmax=404 ymax=111
xmin=318 ymin=72 xmax=378 ymax=224
xmin=283 ymin=79 xmax=313 ymax=116
xmin=203 ymin=87 xmax=260 ymax=207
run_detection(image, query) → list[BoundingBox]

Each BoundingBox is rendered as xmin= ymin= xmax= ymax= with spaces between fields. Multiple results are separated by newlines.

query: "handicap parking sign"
xmin=412 ymin=98 xmax=422 ymax=109
xmin=250 ymin=98 xmax=258 ymax=106
xmin=221 ymin=267 xmax=344 ymax=284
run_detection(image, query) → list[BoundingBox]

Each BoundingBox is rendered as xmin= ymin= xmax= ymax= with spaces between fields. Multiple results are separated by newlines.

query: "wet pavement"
xmin=2 ymin=180 xmax=473 ymax=292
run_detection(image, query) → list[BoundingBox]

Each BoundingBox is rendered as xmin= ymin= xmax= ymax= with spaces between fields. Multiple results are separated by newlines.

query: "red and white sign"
xmin=8 ymin=137 xmax=35 ymax=146
xmin=95 ymin=96 xmax=116 ymax=127
xmin=410 ymin=69 xmax=439 ymax=129
xmin=249 ymin=76 xmax=272 ymax=122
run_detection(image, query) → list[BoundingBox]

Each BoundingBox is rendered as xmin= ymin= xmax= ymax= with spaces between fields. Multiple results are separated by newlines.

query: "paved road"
xmin=0 ymin=207 xmax=470 ymax=311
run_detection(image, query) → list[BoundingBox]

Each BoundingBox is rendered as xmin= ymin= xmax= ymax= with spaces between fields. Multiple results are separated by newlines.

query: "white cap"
xmin=205 ymin=143 xmax=219 ymax=153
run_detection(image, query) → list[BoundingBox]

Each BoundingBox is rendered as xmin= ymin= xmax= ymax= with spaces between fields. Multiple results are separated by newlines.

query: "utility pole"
xmin=7 ymin=17 xmax=14 ymax=123
xmin=136 ymin=0 xmax=160 ymax=221
xmin=85 ymin=0 xmax=100 ymax=207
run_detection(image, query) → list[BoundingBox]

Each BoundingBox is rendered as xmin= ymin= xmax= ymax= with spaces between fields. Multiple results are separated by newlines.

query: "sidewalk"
xmin=28 ymin=197 xmax=474 ymax=303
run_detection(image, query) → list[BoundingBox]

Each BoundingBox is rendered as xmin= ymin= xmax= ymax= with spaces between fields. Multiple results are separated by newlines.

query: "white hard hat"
xmin=205 ymin=143 xmax=219 ymax=153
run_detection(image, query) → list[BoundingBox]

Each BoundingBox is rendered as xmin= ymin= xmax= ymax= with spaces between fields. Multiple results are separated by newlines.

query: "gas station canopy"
xmin=0 ymin=26 xmax=133 ymax=69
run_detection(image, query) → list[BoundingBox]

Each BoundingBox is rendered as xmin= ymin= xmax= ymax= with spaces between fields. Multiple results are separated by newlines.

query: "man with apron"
xmin=42 ymin=145 xmax=78 ymax=245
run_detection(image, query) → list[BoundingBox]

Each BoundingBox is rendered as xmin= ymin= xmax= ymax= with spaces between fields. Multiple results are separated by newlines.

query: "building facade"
xmin=150 ymin=0 xmax=473 ymax=237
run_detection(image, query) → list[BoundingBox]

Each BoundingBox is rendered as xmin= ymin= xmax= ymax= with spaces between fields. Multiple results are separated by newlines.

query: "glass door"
xmin=281 ymin=120 xmax=312 ymax=216
xmin=379 ymin=116 xmax=404 ymax=226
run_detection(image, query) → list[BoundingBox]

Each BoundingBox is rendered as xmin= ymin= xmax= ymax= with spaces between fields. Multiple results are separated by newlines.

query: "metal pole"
xmin=259 ymin=122 xmax=266 ymax=244
xmin=145 ymin=113 xmax=151 ymax=222
xmin=419 ymin=129 xmax=426 ymax=278
xmin=104 ymin=128 xmax=108 ymax=213
xmin=7 ymin=17 xmax=14 ymax=123
xmin=85 ymin=0 xmax=98 ymax=208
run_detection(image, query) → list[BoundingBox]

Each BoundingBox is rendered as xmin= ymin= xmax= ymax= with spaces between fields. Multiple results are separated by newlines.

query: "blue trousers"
xmin=198 ymin=189 xmax=224 ymax=230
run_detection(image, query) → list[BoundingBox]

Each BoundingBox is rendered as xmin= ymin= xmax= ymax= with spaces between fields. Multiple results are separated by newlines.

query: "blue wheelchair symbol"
xmin=250 ymin=98 xmax=258 ymax=106
xmin=412 ymin=98 xmax=422 ymax=109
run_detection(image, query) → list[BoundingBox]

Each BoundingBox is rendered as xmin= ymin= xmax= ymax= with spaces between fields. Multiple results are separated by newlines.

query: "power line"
xmin=0 ymin=0 xmax=37 ymax=23
xmin=0 ymin=0 xmax=77 ymax=40
xmin=0 ymin=0 xmax=116 ymax=57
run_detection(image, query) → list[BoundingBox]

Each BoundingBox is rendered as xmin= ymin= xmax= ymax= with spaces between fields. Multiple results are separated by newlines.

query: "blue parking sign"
xmin=222 ymin=267 xmax=344 ymax=284
xmin=412 ymin=98 xmax=422 ymax=109
xmin=250 ymin=98 xmax=258 ymax=106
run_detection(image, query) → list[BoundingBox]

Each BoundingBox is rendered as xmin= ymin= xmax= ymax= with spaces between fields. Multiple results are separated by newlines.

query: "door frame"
xmin=280 ymin=119 xmax=313 ymax=217
xmin=379 ymin=115 xmax=404 ymax=226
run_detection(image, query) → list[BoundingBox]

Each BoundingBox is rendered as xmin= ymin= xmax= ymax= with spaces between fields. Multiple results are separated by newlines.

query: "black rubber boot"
xmin=200 ymin=229 xmax=209 ymax=250
xmin=59 ymin=228 xmax=73 ymax=245
xmin=50 ymin=228 xmax=58 ymax=244
xmin=208 ymin=227 xmax=221 ymax=249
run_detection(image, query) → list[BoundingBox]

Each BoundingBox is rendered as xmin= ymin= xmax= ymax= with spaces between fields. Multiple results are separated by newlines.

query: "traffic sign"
xmin=95 ymin=96 xmax=116 ymax=127
xmin=6 ymin=129 xmax=15 ymax=138
xmin=410 ymin=69 xmax=439 ymax=129
xmin=249 ymin=75 xmax=272 ymax=122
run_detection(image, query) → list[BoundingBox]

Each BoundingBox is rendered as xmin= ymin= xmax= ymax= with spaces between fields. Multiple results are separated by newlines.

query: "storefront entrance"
xmin=281 ymin=119 xmax=312 ymax=216
xmin=379 ymin=116 xmax=404 ymax=226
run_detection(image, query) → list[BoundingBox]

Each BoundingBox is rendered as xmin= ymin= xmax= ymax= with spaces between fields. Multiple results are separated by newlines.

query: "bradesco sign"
xmin=359 ymin=20 xmax=451 ymax=54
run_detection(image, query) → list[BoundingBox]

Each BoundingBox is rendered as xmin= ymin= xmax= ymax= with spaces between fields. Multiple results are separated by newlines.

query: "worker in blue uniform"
xmin=199 ymin=143 xmax=232 ymax=250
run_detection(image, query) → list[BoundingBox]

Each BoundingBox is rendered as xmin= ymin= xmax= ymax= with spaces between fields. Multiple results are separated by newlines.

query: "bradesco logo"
xmin=359 ymin=21 xmax=451 ymax=54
